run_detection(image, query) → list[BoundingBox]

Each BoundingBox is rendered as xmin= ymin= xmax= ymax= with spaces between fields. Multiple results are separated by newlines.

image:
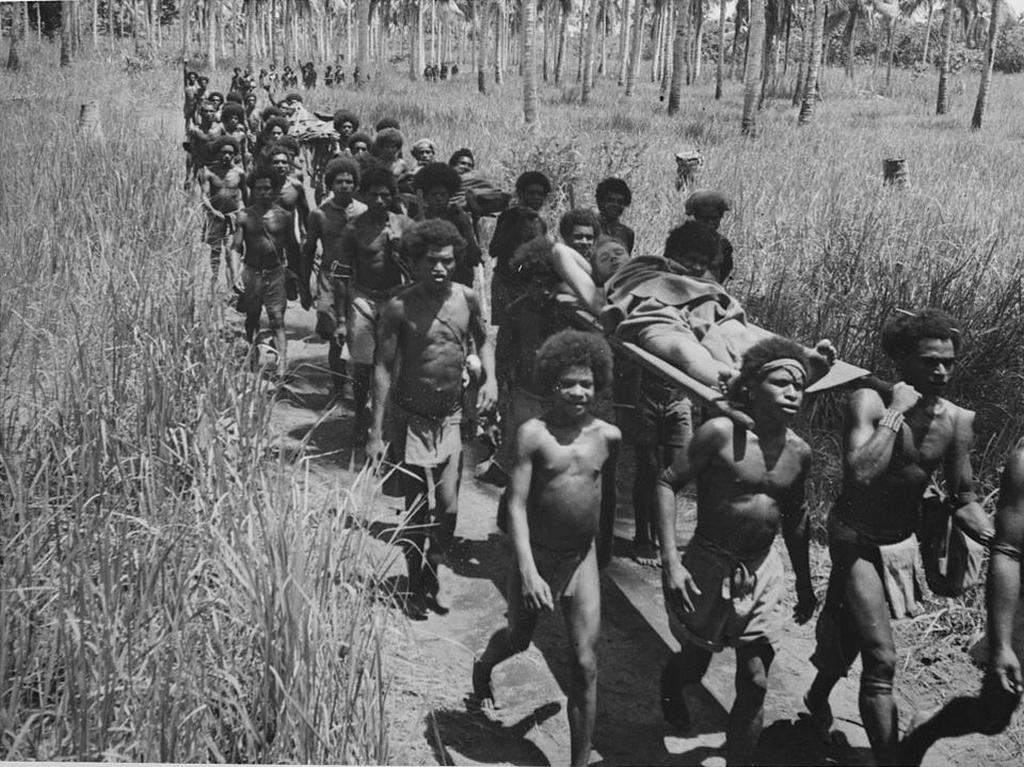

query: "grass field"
xmin=2 ymin=35 xmax=1023 ymax=760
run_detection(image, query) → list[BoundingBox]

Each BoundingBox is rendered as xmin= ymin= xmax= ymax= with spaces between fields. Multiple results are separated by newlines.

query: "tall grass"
xmin=0 ymin=58 xmax=390 ymax=761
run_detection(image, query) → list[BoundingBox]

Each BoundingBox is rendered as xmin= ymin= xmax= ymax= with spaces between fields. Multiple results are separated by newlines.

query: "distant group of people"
xmin=180 ymin=70 xmax=1024 ymax=767
xmin=423 ymin=62 xmax=459 ymax=82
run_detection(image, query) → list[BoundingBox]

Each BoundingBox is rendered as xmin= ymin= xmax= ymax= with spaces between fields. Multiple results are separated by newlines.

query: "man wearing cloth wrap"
xmin=369 ymin=220 xmax=497 ymax=620
xmin=804 ymin=308 xmax=995 ymax=764
xmin=657 ymin=339 xmax=817 ymax=766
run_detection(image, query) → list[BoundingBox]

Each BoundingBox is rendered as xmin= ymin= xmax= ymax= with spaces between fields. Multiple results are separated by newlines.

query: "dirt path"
xmin=255 ymin=304 xmax=1012 ymax=766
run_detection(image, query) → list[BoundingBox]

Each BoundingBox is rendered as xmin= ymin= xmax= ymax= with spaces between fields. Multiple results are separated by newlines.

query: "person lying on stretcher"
xmin=542 ymin=222 xmax=836 ymax=389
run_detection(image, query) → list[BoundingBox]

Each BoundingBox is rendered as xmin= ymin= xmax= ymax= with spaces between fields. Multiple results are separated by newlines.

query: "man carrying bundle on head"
xmin=657 ymin=338 xmax=818 ymax=766
xmin=803 ymin=308 xmax=995 ymax=765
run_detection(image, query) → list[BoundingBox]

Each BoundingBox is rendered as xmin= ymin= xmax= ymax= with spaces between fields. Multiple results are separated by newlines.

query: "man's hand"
xmin=300 ymin=289 xmax=314 ymax=310
xmin=952 ymin=500 xmax=995 ymax=546
xmin=991 ymin=645 xmax=1024 ymax=696
xmin=366 ymin=433 xmax=387 ymax=465
xmin=663 ymin=561 xmax=702 ymax=613
xmin=794 ymin=590 xmax=818 ymax=624
xmin=521 ymin=567 xmax=554 ymax=612
xmin=890 ymin=381 xmax=922 ymax=414
xmin=477 ymin=379 xmax=498 ymax=413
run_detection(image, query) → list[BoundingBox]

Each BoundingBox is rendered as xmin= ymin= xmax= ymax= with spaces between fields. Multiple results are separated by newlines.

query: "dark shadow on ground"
xmin=757 ymin=718 xmax=873 ymax=766
xmin=427 ymin=703 xmax=561 ymax=766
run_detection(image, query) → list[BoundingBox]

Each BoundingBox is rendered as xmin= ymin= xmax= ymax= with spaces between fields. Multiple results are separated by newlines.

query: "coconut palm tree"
xmin=6 ymin=4 xmax=22 ymax=71
xmin=971 ymin=0 xmax=1007 ymax=128
xmin=741 ymin=0 xmax=765 ymax=133
xmin=625 ymin=0 xmax=645 ymax=93
xmin=60 ymin=0 xmax=72 ymax=66
xmin=581 ymin=0 xmax=599 ymax=102
xmin=936 ymin=0 xmax=955 ymax=112
xmin=714 ymin=0 xmax=726 ymax=97
xmin=666 ymin=0 xmax=689 ymax=113
xmin=524 ymin=0 xmax=538 ymax=120
xmin=798 ymin=0 xmax=825 ymax=123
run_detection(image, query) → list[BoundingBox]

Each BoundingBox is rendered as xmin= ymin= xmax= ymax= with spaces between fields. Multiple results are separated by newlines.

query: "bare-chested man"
xmin=804 ymin=308 xmax=995 ymax=764
xmin=899 ymin=439 xmax=1024 ymax=764
xmin=368 ymin=220 xmax=497 ymax=618
xmin=473 ymin=329 xmax=621 ymax=767
xmin=200 ymin=136 xmax=247 ymax=292
xmin=658 ymin=338 xmax=816 ymax=766
xmin=303 ymin=158 xmax=367 ymax=396
xmin=229 ymin=168 xmax=297 ymax=373
xmin=265 ymin=146 xmax=314 ymax=307
xmin=340 ymin=166 xmax=414 ymax=442
xmin=219 ymin=103 xmax=252 ymax=170
xmin=186 ymin=100 xmax=223 ymax=187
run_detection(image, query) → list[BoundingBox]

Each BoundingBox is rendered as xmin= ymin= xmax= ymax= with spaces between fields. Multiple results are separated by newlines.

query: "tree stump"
xmin=883 ymin=157 xmax=907 ymax=188
xmin=675 ymin=147 xmax=702 ymax=191
xmin=78 ymin=101 xmax=102 ymax=140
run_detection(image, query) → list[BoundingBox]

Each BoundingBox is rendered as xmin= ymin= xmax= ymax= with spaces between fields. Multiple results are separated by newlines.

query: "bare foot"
xmin=801 ymin=692 xmax=847 ymax=746
xmin=633 ymin=539 xmax=661 ymax=568
xmin=898 ymin=708 xmax=936 ymax=766
xmin=471 ymin=658 xmax=496 ymax=712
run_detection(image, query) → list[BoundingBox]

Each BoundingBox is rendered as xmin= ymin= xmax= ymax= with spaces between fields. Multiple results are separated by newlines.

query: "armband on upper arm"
xmin=991 ymin=541 xmax=1023 ymax=562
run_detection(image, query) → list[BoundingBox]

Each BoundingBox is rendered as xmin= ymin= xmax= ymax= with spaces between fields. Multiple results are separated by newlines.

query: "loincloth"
xmin=387 ymin=401 xmax=462 ymax=468
xmin=530 ymin=539 xmax=592 ymax=602
xmin=666 ymin=536 xmax=785 ymax=652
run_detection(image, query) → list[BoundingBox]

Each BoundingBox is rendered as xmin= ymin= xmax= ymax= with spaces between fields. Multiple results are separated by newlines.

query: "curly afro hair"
xmin=375 ymin=117 xmax=401 ymax=131
xmin=534 ymin=329 xmax=614 ymax=394
xmin=510 ymin=235 xmax=557 ymax=275
xmin=663 ymin=220 xmax=722 ymax=264
xmin=515 ymin=170 xmax=552 ymax=195
xmin=248 ymin=166 xmax=276 ymax=187
xmin=260 ymin=106 xmax=285 ymax=120
xmin=262 ymin=116 xmax=289 ymax=136
xmin=401 ymin=219 xmax=467 ymax=262
xmin=221 ymin=102 xmax=245 ymax=121
xmin=412 ymin=162 xmax=462 ymax=195
xmin=448 ymin=147 xmax=475 ymax=167
xmin=558 ymin=208 xmax=602 ymax=243
xmin=324 ymin=157 xmax=360 ymax=188
xmin=595 ymin=177 xmax=632 ymax=206
xmin=210 ymin=135 xmax=241 ymax=155
xmin=358 ymin=165 xmax=398 ymax=196
xmin=348 ymin=132 xmax=372 ymax=152
xmin=373 ymin=127 xmax=404 ymax=151
xmin=728 ymin=337 xmax=809 ymax=406
xmin=881 ymin=308 xmax=962 ymax=359
xmin=332 ymin=110 xmax=360 ymax=132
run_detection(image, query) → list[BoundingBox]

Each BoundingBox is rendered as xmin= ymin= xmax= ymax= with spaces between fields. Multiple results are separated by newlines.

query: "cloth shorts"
xmin=388 ymin=403 xmax=463 ymax=469
xmin=203 ymin=210 xmax=232 ymax=246
xmin=348 ymin=292 xmax=382 ymax=365
xmin=666 ymin=539 xmax=785 ymax=652
xmin=241 ymin=265 xmax=287 ymax=322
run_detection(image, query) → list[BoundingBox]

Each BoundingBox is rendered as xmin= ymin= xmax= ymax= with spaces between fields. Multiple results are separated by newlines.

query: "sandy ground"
xmin=244 ymin=299 xmax=1023 ymax=767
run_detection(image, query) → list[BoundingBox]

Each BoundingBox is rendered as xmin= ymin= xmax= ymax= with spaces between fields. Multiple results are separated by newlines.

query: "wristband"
xmin=879 ymin=408 xmax=905 ymax=433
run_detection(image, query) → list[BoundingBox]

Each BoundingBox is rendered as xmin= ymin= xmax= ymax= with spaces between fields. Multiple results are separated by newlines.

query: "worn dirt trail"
xmin=255 ymin=304 xmax=1003 ymax=766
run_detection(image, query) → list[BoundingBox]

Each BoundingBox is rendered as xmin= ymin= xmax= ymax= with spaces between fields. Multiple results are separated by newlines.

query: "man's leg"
xmin=900 ymin=673 xmax=1022 ymax=765
xmin=563 ymin=546 xmax=601 ymax=767
xmin=632 ymin=442 xmax=659 ymax=566
xmin=401 ymin=465 xmax=430 ymax=620
xmin=728 ymin=642 xmax=775 ymax=766
xmin=423 ymin=450 xmax=463 ymax=613
xmin=661 ymin=643 xmax=714 ymax=729
xmin=474 ymin=562 xmax=539 ymax=709
xmin=266 ymin=269 xmax=288 ymax=374
xmin=844 ymin=554 xmax=899 ymax=764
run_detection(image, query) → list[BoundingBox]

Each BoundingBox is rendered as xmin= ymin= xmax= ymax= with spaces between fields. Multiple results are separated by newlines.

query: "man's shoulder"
xmin=847 ymin=386 xmax=888 ymax=417
xmin=590 ymin=417 xmax=622 ymax=445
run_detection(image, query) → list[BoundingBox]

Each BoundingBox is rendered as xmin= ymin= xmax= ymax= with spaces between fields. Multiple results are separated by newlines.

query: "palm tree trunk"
xmin=495 ymin=0 xmax=505 ymax=83
xmin=555 ymin=0 xmax=569 ymax=82
xmin=476 ymin=0 xmax=489 ymax=92
xmin=524 ymin=0 xmax=538 ymax=121
xmin=714 ymin=0 xmax=726 ymax=97
xmin=885 ymin=16 xmax=896 ymax=90
xmin=936 ymin=2 xmax=954 ymax=113
xmin=971 ymin=0 xmax=1002 ymax=129
xmin=625 ymin=0 xmax=645 ymax=94
xmin=581 ymin=0 xmax=599 ymax=101
xmin=651 ymin=1 xmax=663 ymax=81
xmin=921 ymin=0 xmax=933 ymax=65
xmin=661 ymin=1 xmax=674 ymax=95
xmin=59 ymin=0 xmax=71 ymax=65
xmin=667 ymin=0 xmax=688 ymax=112
xmin=843 ymin=9 xmax=855 ymax=80
xmin=792 ymin=0 xmax=808 ymax=105
xmin=356 ymin=0 xmax=370 ymax=72
xmin=798 ymin=0 xmax=824 ymax=125
xmin=741 ymin=0 xmax=764 ymax=134
xmin=7 ymin=8 xmax=21 ymax=71
xmin=618 ymin=0 xmax=632 ymax=85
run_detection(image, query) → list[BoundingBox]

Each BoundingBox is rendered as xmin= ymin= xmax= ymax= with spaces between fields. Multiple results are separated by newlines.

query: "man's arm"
xmin=657 ymin=420 xmax=723 ymax=608
xmin=598 ymin=426 xmax=622 ymax=569
xmin=302 ymin=209 xmax=322 ymax=272
xmin=944 ymin=406 xmax=995 ymax=544
xmin=506 ymin=420 xmax=553 ymax=612
xmin=228 ymin=213 xmax=246 ymax=285
xmin=844 ymin=384 xmax=921 ymax=485
xmin=552 ymin=243 xmax=603 ymax=315
xmin=781 ymin=445 xmax=816 ymax=624
xmin=199 ymin=170 xmax=220 ymax=217
xmin=988 ymin=442 xmax=1024 ymax=695
xmin=467 ymin=290 xmax=498 ymax=412
xmin=367 ymin=298 xmax=401 ymax=462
